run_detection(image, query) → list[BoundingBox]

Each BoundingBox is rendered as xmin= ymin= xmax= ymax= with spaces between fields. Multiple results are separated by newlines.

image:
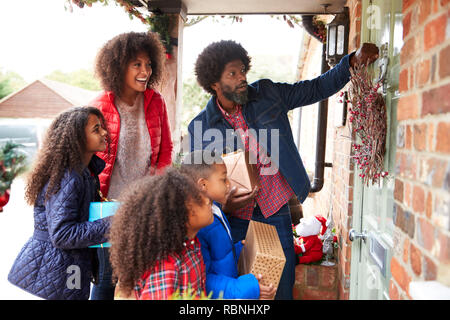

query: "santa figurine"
xmin=294 ymin=215 xmax=327 ymax=264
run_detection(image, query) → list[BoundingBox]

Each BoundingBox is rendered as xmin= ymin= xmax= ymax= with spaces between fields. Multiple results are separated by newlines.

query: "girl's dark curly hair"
xmin=108 ymin=168 xmax=206 ymax=294
xmin=94 ymin=31 xmax=165 ymax=96
xmin=195 ymin=40 xmax=252 ymax=96
xmin=25 ymin=106 xmax=109 ymax=205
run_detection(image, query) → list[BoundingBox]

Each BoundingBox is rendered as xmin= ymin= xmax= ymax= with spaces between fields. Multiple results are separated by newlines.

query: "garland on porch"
xmin=345 ymin=64 xmax=388 ymax=186
xmin=66 ymin=1 xmax=305 ymax=59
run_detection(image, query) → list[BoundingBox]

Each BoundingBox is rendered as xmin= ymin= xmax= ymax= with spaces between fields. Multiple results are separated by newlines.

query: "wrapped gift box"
xmin=222 ymin=149 xmax=260 ymax=196
xmin=88 ymin=201 xmax=120 ymax=248
xmin=238 ymin=220 xmax=286 ymax=294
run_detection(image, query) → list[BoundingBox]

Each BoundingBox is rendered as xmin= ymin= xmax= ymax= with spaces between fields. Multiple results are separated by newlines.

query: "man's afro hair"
xmin=194 ymin=40 xmax=251 ymax=96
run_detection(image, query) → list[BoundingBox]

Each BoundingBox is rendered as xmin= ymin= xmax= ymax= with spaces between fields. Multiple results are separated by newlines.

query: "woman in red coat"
xmin=89 ymin=31 xmax=173 ymax=299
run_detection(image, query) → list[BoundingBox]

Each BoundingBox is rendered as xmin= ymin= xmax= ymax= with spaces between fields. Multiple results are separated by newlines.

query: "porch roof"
xmin=133 ymin=0 xmax=348 ymax=15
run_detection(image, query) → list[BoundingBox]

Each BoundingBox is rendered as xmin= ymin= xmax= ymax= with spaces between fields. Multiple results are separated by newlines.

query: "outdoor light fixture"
xmin=326 ymin=7 xmax=349 ymax=67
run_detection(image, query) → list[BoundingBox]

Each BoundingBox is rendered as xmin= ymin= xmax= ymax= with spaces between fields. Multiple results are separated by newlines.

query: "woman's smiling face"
xmin=122 ymin=51 xmax=152 ymax=97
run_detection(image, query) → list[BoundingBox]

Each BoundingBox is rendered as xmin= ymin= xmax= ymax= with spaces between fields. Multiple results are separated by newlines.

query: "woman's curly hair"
xmin=195 ymin=40 xmax=252 ymax=96
xmin=94 ymin=31 xmax=165 ymax=96
xmin=25 ymin=106 xmax=109 ymax=205
xmin=108 ymin=168 xmax=206 ymax=294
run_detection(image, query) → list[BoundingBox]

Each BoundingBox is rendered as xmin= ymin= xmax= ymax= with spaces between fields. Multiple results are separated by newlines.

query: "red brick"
xmin=403 ymin=0 xmax=416 ymax=12
xmin=413 ymin=123 xmax=427 ymax=151
xmin=389 ymin=280 xmax=399 ymax=300
xmin=293 ymin=283 xmax=302 ymax=300
xmin=391 ymin=257 xmax=411 ymax=295
xmin=440 ymin=45 xmax=450 ymax=78
xmin=441 ymin=0 xmax=450 ymax=6
xmin=410 ymin=243 xmax=422 ymax=276
xmin=425 ymin=191 xmax=433 ymax=219
xmin=320 ymin=266 xmax=337 ymax=288
xmin=422 ymin=83 xmax=450 ymax=116
xmin=420 ymin=157 xmax=448 ymax=188
xmin=424 ymin=14 xmax=447 ymax=51
xmin=403 ymin=237 xmax=410 ymax=263
xmin=394 ymin=179 xmax=404 ymax=202
xmin=419 ymin=0 xmax=432 ymax=24
xmin=302 ymin=288 xmax=338 ymax=300
xmin=423 ymin=255 xmax=438 ymax=280
xmin=401 ymin=36 xmax=417 ymax=64
xmin=398 ymin=94 xmax=419 ymax=120
xmin=306 ymin=266 xmax=319 ymax=286
xmin=427 ymin=123 xmax=435 ymax=151
xmin=417 ymin=59 xmax=430 ymax=87
xmin=403 ymin=11 xmax=412 ymax=39
xmin=433 ymin=0 xmax=440 ymax=13
xmin=438 ymin=231 xmax=450 ymax=263
xmin=436 ymin=122 xmax=450 ymax=153
xmin=295 ymin=264 xmax=306 ymax=284
xmin=405 ymin=182 xmax=412 ymax=208
xmin=406 ymin=125 xmax=413 ymax=149
xmin=399 ymin=68 xmax=409 ymax=93
xmin=417 ymin=217 xmax=436 ymax=252
xmin=412 ymin=185 xmax=425 ymax=214
xmin=396 ymin=152 xmax=418 ymax=180
xmin=409 ymin=65 xmax=415 ymax=90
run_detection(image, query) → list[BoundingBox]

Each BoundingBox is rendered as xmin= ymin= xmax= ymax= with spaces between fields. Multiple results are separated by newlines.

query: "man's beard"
xmin=221 ymin=82 xmax=248 ymax=105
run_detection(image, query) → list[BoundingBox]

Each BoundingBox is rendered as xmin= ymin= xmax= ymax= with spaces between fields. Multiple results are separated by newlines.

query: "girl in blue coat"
xmin=181 ymin=150 xmax=276 ymax=299
xmin=8 ymin=107 xmax=112 ymax=300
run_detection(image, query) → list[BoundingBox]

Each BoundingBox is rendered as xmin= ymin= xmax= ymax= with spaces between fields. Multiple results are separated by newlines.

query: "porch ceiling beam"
xmin=135 ymin=0 xmax=347 ymax=15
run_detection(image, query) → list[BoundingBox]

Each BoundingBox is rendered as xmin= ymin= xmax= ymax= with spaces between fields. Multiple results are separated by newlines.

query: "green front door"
xmin=349 ymin=0 xmax=403 ymax=300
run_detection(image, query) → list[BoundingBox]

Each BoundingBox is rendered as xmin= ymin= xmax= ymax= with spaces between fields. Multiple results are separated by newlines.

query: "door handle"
xmin=349 ymin=229 xmax=368 ymax=243
xmin=377 ymin=43 xmax=389 ymax=94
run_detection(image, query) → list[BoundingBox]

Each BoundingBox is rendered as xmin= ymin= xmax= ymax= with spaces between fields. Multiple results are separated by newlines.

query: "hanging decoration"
xmin=345 ymin=64 xmax=388 ymax=186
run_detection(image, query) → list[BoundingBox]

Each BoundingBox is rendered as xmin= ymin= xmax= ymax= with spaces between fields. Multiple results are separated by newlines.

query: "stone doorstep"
xmin=293 ymin=262 xmax=339 ymax=300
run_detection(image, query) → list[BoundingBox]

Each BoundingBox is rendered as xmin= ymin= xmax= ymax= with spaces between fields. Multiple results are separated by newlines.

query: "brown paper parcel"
xmin=238 ymin=220 xmax=286 ymax=291
xmin=221 ymin=149 xmax=260 ymax=196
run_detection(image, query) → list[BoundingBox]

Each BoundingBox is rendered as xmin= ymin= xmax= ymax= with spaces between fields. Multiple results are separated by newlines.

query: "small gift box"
xmin=221 ymin=149 xmax=260 ymax=196
xmin=238 ymin=220 xmax=286 ymax=297
xmin=88 ymin=201 xmax=120 ymax=248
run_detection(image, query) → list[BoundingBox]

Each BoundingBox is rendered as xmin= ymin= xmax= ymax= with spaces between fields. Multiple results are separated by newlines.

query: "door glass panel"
xmin=352 ymin=0 xmax=402 ymax=300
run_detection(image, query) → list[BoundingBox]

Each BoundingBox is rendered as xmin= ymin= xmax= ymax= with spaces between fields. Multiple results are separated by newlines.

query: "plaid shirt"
xmin=134 ymin=237 xmax=206 ymax=300
xmin=217 ymin=100 xmax=294 ymax=220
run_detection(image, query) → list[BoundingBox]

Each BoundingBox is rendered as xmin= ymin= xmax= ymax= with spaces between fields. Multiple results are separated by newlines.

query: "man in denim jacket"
xmin=188 ymin=40 xmax=378 ymax=299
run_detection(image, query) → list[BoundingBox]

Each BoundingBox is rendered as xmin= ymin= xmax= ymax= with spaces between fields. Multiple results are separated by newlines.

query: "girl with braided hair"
xmin=8 ymin=107 xmax=112 ymax=300
xmin=108 ymin=168 xmax=214 ymax=300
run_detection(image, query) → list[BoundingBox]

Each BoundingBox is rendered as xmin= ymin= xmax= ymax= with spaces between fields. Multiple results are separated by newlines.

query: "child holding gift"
xmin=8 ymin=107 xmax=112 ymax=300
xmin=108 ymin=168 xmax=213 ymax=299
xmin=181 ymin=150 xmax=276 ymax=299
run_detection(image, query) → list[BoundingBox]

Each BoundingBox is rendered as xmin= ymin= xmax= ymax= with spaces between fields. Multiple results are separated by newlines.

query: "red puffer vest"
xmin=90 ymin=89 xmax=173 ymax=197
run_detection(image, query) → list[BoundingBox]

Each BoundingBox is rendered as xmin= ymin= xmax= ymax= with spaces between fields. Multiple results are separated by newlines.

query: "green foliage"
xmin=169 ymin=286 xmax=214 ymax=300
xmin=181 ymin=77 xmax=210 ymax=135
xmin=0 ymin=142 xmax=27 ymax=194
xmin=147 ymin=14 xmax=172 ymax=54
xmin=0 ymin=70 xmax=26 ymax=100
xmin=46 ymin=69 xmax=101 ymax=91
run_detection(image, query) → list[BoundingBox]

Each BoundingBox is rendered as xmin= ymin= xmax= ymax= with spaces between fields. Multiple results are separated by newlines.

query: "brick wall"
xmin=296 ymin=0 xmax=362 ymax=300
xmin=390 ymin=0 xmax=450 ymax=299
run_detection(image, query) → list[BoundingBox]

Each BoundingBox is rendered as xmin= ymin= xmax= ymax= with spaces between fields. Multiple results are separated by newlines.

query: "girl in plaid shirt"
xmin=108 ymin=168 xmax=214 ymax=299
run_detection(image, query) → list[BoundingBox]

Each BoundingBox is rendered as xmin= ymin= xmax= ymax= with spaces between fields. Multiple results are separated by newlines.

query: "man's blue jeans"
xmin=228 ymin=203 xmax=295 ymax=300
xmin=90 ymin=247 xmax=115 ymax=300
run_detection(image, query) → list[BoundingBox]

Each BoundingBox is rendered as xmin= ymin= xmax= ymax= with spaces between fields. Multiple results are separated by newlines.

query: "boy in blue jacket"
xmin=181 ymin=150 xmax=276 ymax=299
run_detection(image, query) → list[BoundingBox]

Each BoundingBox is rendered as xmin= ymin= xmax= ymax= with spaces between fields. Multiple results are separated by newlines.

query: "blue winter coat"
xmin=8 ymin=155 xmax=111 ymax=300
xmin=197 ymin=204 xmax=259 ymax=299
